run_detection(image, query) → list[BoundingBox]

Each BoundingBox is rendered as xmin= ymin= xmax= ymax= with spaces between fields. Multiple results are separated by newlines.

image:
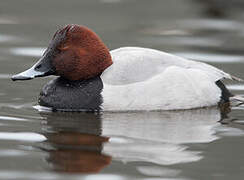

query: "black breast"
xmin=39 ymin=76 xmax=103 ymax=111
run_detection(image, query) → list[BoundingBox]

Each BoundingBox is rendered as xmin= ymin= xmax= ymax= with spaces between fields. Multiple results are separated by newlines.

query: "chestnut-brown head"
xmin=12 ymin=24 xmax=113 ymax=81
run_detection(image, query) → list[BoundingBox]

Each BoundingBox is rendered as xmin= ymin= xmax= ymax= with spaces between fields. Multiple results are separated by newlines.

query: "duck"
xmin=11 ymin=24 xmax=243 ymax=112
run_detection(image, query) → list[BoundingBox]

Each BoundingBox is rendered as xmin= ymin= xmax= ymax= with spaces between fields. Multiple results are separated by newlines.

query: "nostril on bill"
xmin=35 ymin=64 xmax=42 ymax=70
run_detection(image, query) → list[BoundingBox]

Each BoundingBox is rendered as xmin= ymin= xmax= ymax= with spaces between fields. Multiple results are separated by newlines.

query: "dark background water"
xmin=0 ymin=0 xmax=244 ymax=179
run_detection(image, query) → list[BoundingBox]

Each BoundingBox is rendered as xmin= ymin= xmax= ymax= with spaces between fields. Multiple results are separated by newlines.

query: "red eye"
xmin=58 ymin=45 xmax=69 ymax=51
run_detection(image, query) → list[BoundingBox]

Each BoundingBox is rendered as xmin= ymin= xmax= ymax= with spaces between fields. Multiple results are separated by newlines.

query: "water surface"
xmin=0 ymin=0 xmax=244 ymax=179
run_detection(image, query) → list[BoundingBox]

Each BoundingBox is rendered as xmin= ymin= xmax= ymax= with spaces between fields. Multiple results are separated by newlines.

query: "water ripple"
xmin=0 ymin=149 xmax=27 ymax=156
xmin=0 ymin=74 xmax=12 ymax=79
xmin=0 ymin=115 xmax=29 ymax=122
xmin=227 ymin=84 xmax=244 ymax=90
xmin=174 ymin=52 xmax=244 ymax=63
xmin=0 ymin=171 xmax=59 ymax=180
xmin=10 ymin=47 xmax=46 ymax=57
xmin=180 ymin=19 xmax=244 ymax=32
xmin=84 ymin=174 xmax=124 ymax=180
xmin=136 ymin=166 xmax=181 ymax=177
xmin=0 ymin=34 xmax=16 ymax=43
xmin=0 ymin=132 xmax=46 ymax=142
xmin=218 ymin=126 xmax=244 ymax=136
xmin=0 ymin=102 xmax=35 ymax=109
xmin=100 ymin=0 xmax=122 ymax=3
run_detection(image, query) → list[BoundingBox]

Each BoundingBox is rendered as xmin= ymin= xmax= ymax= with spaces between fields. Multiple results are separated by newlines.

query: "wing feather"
xmin=101 ymin=47 xmax=241 ymax=85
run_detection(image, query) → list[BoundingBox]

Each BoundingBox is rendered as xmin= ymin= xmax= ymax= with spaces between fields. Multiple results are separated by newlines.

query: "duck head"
xmin=12 ymin=24 xmax=113 ymax=81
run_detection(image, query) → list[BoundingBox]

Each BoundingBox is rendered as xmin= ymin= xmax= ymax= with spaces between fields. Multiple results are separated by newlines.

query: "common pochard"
xmin=12 ymin=24 xmax=243 ymax=111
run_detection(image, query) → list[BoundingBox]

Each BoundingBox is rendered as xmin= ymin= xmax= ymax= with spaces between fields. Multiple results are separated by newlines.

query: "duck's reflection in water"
xmin=41 ymin=113 xmax=111 ymax=173
xmin=39 ymin=107 xmax=229 ymax=174
xmin=102 ymin=108 xmax=227 ymax=166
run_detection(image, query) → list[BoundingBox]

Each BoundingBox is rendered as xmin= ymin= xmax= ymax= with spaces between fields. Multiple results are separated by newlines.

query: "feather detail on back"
xmin=102 ymin=47 xmax=236 ymax=86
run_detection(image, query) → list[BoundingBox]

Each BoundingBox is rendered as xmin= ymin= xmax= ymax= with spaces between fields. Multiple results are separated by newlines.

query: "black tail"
xmin=215 ymin=80 xmax=233 ymax=103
